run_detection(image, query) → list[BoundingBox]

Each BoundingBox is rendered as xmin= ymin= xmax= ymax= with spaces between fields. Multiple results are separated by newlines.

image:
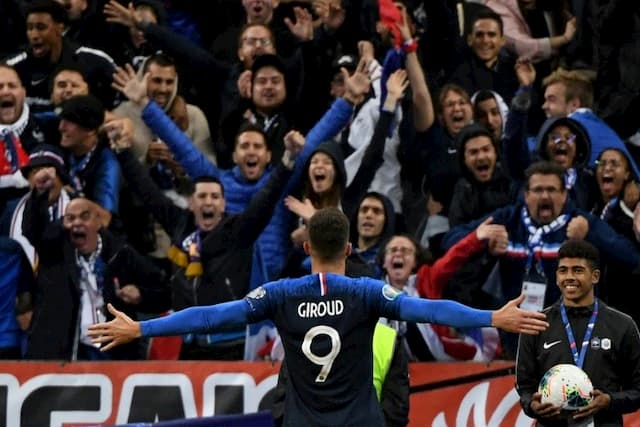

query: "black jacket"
xmin=594 ymin=199 xmax=640 ymax=327
xmin=116 ymin=149 xmax=292 ymax=310
xmin=23 ymin=191 xmax=171 ymax=360
xmin=5 ymin=38 xmax=116 ymax=113
xmin=445 ymin=167 xmax=518 ymax=308
xmin=516 ymin=299 xmax=640 ymax=426
xmin=450 ymin=50 xmax=519 ymax=105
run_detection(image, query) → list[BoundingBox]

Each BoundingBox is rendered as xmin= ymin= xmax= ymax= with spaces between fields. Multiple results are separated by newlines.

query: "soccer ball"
xmin=538 ymin=364 xmax=593 ymax=409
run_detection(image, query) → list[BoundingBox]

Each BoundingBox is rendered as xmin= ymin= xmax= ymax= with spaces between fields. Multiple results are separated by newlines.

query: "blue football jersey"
xmin=245 ymin=273 xmax=404 ymax=427
xmin=141 ymin=271 xmax=492 ymax=426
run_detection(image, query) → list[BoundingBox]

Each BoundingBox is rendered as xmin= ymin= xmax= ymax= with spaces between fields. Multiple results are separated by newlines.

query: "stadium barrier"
xmin=0 ymin=361 xmax=639 ymax=427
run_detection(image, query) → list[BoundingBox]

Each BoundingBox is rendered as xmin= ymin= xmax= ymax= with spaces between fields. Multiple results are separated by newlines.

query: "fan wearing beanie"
xmin=56 ymin=94 xmax=120 ymax=226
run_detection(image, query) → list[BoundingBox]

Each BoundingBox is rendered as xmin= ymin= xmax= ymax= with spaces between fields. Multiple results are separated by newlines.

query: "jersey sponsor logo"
xmin=542 ymin=340 xmax=561 ymax=349
xmin=382 ymin=284 xmax=402 ymax=301
xmin=246 ymin=286 xmax=266 ymax=300
xmin=601 ymin=338 xmax=611 ymax=350
xmin=297 ymin=300 xmax=344 ymax=318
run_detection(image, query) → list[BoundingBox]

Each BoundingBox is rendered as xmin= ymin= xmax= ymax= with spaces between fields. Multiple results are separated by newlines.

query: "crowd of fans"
xmin=0 ymin=0 xmax=639 ymax=366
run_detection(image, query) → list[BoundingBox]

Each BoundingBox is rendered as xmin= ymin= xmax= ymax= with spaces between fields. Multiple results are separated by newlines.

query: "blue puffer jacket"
xmin=569 ymin=108 xmax=640 ymax=180
xmin=141 ymin=98 xmax=354 ymax=289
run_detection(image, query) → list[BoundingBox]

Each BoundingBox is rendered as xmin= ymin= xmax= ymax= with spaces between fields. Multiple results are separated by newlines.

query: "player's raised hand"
xmin=491 ymin=294 xmax=548 ymax=334
xmin=87 ymin=303 xmax=141 ymax=352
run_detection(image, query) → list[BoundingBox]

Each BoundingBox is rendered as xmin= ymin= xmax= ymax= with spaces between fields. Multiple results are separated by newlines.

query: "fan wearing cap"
xmin=57 ymin=94 xmax=120 ymax=226
xmin=3 ymin=144 xmax=71 ymax=269
xmin=4 ymin=0 xmax=116 ymax=114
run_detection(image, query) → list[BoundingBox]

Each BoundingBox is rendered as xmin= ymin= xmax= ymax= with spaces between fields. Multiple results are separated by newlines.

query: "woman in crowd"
xmin=377 ymin=218 xmax=503 ymax=362
xmin=592 ymin=148 xmax=640 ymax=326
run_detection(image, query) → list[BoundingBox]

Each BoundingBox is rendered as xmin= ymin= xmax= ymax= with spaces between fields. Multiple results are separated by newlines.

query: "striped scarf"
xmin=0 ymin=130 xmax=29 ymax=175
xmin=167 ymin=230 xmax=202 ymax=278
xmin=506 ymin=207 xmax=569 ymax=275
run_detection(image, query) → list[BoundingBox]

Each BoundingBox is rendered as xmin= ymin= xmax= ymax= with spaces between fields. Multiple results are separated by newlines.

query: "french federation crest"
xmin=247 ymin=286 xmax=266 ymax=300
xmin=382 ymin=284 xmax=402 ymax=301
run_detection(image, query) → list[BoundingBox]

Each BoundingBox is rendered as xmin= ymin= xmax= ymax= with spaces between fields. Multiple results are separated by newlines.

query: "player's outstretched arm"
xmin=88 ymin=303 xmax=141 ymax=351
xmin=491 ymin=295 xmax=548 ymax=334
xmin=397 ymin=294 xmax=547 ymax=334
xmin=88 ymin=300 xmax=251 ymax=351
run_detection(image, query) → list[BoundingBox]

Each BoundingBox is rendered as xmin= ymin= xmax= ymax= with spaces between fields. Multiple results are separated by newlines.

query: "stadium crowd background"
xmin=0 ymin=0 xmax=639 ymax=404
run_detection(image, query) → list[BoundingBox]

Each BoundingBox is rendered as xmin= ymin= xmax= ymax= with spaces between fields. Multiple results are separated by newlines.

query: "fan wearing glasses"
xmin=591 ymin=148 xmax=640 ymax=326
xmin=531 ymin=116 xmax=599 ymax=211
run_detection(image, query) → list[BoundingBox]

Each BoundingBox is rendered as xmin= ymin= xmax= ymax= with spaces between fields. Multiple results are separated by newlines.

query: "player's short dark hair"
xmin=187 ymin=176 xmax=225 ymax=198
xmin=558 ymin=240 xmax=600 ymax=271
xmin=308 ymin=208 xmax=349 ymax=262
xmin=524 ymin=161 xmax=565 ymax=191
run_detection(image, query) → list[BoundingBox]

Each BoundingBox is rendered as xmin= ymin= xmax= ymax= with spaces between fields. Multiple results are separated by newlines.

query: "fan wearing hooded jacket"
xmin=447 ymin=124 xmax=519 ymax=308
